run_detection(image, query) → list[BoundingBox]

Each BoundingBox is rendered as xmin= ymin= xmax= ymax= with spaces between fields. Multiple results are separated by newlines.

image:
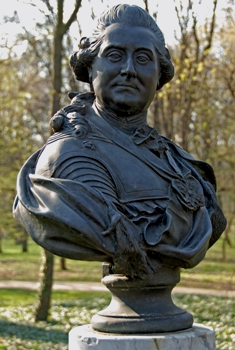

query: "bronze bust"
xmin=13 ymin=4 xmax=226 ymax=333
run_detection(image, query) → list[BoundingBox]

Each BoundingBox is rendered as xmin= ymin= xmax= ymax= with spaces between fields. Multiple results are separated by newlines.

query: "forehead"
xmin=99 ymin=23 xmax=158 ymax=54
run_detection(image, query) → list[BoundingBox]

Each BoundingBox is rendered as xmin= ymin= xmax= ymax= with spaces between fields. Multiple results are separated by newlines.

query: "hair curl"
xmin=69 ymin=4 xmax=174 ymax=90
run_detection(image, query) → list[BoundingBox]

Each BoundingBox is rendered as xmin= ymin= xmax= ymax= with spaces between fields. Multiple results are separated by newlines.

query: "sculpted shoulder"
xmin=35 ymin=134 xmax=87 ymax=177
xmin=35 ymin=111 xmax=99 ymax=177
xmin=35 ymin=92 xmax=97 ymax=177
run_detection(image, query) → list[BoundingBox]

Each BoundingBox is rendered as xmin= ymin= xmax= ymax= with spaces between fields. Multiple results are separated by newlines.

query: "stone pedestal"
xmin=69 ymin=323 xmax=216 ymax=350
xmin=91 ymin=267 xmax=193 ymax=333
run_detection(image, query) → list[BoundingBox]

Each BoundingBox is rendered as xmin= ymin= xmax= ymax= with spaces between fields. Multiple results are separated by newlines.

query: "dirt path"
xmin=0 ymin=280 xmax=235 ymax=297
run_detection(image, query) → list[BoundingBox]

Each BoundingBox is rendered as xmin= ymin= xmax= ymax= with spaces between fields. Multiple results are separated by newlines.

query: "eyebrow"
xmin=101 ymin=43 xmax=155 ymax=56
xmin=101 ymin=44 xmax=126 ymax=54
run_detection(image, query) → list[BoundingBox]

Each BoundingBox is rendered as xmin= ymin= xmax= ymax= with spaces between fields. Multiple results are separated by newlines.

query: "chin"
xmin=110 ymin=101 xmax=144 ymax=117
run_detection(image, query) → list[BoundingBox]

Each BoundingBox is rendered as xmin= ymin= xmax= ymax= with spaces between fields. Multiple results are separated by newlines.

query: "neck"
xmin=93 ymin=102 xmax=148 ymax=134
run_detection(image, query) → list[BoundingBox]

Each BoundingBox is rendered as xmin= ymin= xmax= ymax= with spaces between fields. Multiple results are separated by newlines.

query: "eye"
xmin=136 ymin=53 xmax=150 ymax=65
xmin=107 ymin=50 xmax=123 ymax=62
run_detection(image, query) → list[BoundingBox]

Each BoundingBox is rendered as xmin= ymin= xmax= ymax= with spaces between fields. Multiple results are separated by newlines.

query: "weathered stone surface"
xmin=69 ymin=323 xmax=216 ymax=350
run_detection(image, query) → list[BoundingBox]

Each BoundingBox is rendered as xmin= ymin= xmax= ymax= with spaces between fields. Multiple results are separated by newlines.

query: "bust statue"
xmin=13 ymin=4 xmax=226 ymax=333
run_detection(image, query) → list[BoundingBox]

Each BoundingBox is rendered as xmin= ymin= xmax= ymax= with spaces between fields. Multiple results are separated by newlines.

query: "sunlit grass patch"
xmin=0 ymin=291 xmax=234 ymax=349
xmin=173 ymin=294 xmax=235 ymax=349
xmin=1 ymin=238 xmax=235 ymax=289
xmin=0 ymin=292 xmax=110 ymax=350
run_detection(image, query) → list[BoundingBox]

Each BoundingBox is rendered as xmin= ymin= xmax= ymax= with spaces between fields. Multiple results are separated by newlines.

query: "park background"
xmin=0 ymin=0 xmax=235 ymax=349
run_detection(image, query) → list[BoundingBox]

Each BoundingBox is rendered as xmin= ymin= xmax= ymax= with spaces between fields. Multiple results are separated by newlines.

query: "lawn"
xmin=0 ymin=240 xmax=102 ymax=282
xmin=0 ymin=238 xmax=235 ymax=349
xmin=0 ymin=289 xmax=234 ymax=349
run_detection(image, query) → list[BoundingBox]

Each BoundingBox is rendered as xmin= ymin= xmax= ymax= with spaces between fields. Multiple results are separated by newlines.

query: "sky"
xmin=0 ymin=0 xmax=231 ymax=57
xmin=1 ymin=0 xmax=176 ymax=49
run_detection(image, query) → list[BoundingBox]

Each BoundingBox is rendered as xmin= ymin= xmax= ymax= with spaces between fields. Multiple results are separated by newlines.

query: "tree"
xmin=52 ymin=0 xmax=82 ymax=115
xmin=33 ymin=0 xmax=82 ymax=322
xmin=0 ymin=50 xmax=49 ymax=250
xmin=1 ymin=0 xmax=84 ymax=320
xmin=148 ymin=0 xmax=235 ymax=256
xmin=210 ymin=6 xmax=235 ymax=257
xmin=150 ymin=0 xmax=218 ymax=151
xmin=34 ymin=249 xmax=54 ymax=321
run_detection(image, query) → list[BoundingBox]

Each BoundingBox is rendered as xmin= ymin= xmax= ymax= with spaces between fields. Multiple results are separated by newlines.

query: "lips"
xmin=115 ymin=84 xmax=138 ymax=90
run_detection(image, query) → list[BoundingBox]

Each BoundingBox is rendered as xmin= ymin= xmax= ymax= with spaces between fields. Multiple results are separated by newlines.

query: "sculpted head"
xmin=70 ymin=4 xmax=174 ymax=116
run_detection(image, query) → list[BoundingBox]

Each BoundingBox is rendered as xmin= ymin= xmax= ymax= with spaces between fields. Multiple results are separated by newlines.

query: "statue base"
xmin=91 ymin=266 xmax=193 ymax=333
xmin=69 ymin=324 xmax=216 ymax=350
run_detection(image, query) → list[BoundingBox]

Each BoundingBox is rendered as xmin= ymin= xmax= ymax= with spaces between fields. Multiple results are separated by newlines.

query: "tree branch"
xmin=203 ymin=0 xmax=218 ymax=52
xmin=40 ymin=0 xmax=54 ymax=15
xmin=192 ymin=14 xmax=199 ymax=61
xmin=57 ymin=0 xmax=64 ymax=28
xmin=64 ymin=0 xmax=82 ymax=33
xmin=143 ymin=0 xmax=149 ymax=13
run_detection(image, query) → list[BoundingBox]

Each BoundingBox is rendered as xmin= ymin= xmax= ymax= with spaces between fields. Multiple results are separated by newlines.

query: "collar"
xmin=93 ymin=103 xmax=148 ymax=135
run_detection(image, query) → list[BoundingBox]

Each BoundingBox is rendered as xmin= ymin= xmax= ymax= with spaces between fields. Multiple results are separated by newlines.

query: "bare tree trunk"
xmin=35 ymin=249 xmax=54 ymax=321
xmin=60 ymin=256 xmax=67 ymax=270
xmin=51 ymin=0 xmax=82 ymax=116
xmin=22 ymin=237 xmax=28 ymax=252
xmin=51 ymin=0 xmax=63 ymax=116
xmin=35 ymin=0 xmax=82 ymax=322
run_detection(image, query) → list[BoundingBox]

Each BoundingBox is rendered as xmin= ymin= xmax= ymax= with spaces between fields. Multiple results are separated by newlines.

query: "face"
xmin=90 ymin=24 xmax=160 ymax=116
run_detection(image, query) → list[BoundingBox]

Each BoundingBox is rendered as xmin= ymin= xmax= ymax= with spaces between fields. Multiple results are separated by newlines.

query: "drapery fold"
xmin=13 ymin=98 xmax=227 ymax=278
xmin=14 ymin=149 xmax=214 ymax=277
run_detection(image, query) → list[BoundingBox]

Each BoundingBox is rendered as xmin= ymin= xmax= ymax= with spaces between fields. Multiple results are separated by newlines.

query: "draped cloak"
xmin=13 ymin=94 xmax=227 ymax=278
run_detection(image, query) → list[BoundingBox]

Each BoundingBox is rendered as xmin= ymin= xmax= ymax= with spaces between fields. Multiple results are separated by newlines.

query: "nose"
xmin=120 ymin=55 xmax=137 ymax=78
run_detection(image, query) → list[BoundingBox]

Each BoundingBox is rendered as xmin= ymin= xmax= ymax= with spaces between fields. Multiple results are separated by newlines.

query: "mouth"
xmin=115 ymin=84 xmax=138 ymax=90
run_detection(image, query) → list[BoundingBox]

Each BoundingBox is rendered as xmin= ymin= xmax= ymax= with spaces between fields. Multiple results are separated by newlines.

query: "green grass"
xmin=0 ymin=236 xmax=234 ymax=349
xmin=180 ymin=237 xmax=235 ymax=290
xmin=0 ymin=237 xmax=235 ymax=289
xmin=0 ymin=239 xmax=102 ymax=282
xmin=0 ymin=290 xmax=110 ymax=350
xmin=0 ymin=289 xmax=109 ymax=307
xmin=0 ymin=289 xmax=234 ymax=349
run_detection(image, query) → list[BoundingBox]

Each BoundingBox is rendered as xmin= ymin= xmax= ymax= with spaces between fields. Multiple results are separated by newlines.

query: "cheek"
xmin=92 ymin=69 xmax=115 ymax=92
xmin=92 ymin=72 xmax=111 ymax=102
xmin=148 ymin=70 xmax=160 ymax=92
xmin=92 ymin=71 xmax=103 ymax=91
xmin=138 ymin=65 xmax=159 ymax=88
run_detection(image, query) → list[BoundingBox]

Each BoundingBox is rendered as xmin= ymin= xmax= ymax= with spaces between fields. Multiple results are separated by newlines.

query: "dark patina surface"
xmin=13 ymin=4 xmax=226 ymax=333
